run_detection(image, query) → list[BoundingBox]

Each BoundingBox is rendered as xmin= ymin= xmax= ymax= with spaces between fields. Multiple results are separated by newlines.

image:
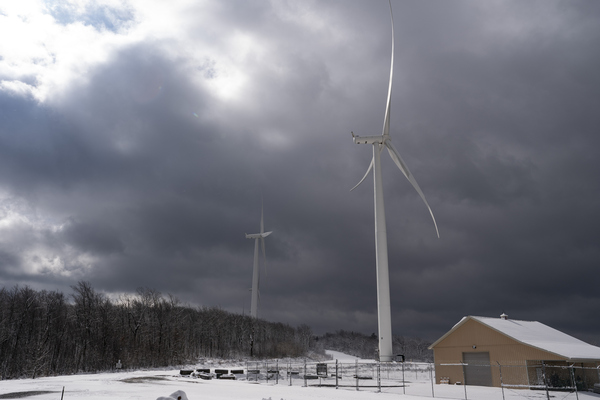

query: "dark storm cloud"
xmin=60 ymin=218 xmax=124 ymax=255
xmin=0 ymin=0 xmax=599 ymax=346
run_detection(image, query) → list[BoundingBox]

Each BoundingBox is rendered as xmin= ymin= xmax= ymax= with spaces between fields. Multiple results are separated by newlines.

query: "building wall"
xmin=432 ymin=318 xmax=567 ymax=387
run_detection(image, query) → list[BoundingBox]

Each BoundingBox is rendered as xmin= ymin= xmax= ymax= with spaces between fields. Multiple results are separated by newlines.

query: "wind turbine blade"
xmin=385 ymin=140 xmax=440 ymax=238
xmin=351 ymin=156 xmax=374 ymax=192
xmin=260 ymin=200 xmax=264 ymax=234
xmin=382 ymin=0 xmax=394 ymax=138
xmin=385 ymin=140 xmax=410 ymax=180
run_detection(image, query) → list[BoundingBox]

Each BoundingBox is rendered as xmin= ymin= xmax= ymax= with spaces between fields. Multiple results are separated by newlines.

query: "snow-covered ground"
xmin=2 ymin=369 xmax=409 ymax=400
xmin=2 ymin=352 xmax=599 ymax=400
xmin=324 ymin=349 xmax=374 ymax=363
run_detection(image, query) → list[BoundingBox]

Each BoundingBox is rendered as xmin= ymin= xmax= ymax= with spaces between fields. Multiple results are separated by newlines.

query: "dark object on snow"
xmin=214 ymin=369 xmax=229 ymax=379
xmin=196 ymin=368 xmax=210 ymax=373
xmin=197 ymin=372 xmax=212 ymax=380
xmin=156 ymin=390 xmax=188 ymax=400
xmin=179 ymin=370 xmax=194 ymax=376
xmin=0 ymin=391 xmax=56 ymax=399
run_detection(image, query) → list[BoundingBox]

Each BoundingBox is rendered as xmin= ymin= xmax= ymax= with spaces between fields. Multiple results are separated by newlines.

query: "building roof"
xmin=429 ymin=315 xmax=600 ymax=361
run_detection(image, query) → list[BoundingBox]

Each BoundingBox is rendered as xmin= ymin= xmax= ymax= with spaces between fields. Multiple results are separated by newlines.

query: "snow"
xmin=324 ymin=350 xmax=375 ymax=363
xmin=472 ymin=316 xmax=600 ymax=360
xmin=0 ymin=370 xmax=409 ymax=400
xmin=1 ymin=351 xmax=598 ymax=400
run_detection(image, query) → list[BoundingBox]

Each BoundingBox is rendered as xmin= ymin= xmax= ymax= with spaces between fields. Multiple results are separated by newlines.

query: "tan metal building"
xmin=429 ymin=314 xmax=600 ymax=390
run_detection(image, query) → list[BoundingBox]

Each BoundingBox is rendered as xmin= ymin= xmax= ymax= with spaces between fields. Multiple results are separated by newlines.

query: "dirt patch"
xmin=121 ymin=376 xmax=170 ymax=383
xmin=0 ymin=391 xmax=56 ymax=399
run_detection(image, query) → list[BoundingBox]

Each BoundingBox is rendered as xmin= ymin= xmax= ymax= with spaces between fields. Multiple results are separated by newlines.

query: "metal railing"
xmin=436 ymin=361 xmax=600 ymax=400
xmin=226 ymin=359 xmax=600 ymax=400
xmin=242 ymin=359 xmax=435 ymax=394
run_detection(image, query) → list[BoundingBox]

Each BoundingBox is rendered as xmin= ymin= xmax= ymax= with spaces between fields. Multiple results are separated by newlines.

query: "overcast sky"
xmin=1 ymin=0 xmax=599 ymax=344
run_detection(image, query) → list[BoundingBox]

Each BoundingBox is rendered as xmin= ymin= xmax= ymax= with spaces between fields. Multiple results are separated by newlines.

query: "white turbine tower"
xmin=245 ymin=203 xmax=272 ymax=319
xmin=351 ymin=0 xmax=439 ymax=362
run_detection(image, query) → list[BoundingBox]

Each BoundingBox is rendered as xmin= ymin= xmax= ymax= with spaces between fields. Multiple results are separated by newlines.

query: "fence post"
xmin=303 ymin=359 xmax=307 ymax=387
xmin=430 ymin=363 xmax=435 ymax=398
xmin=570 ymin=364 xmax=579 ymax=400
xmin=335 ymin=360 xmax=339 ymax=389
xmin=497 ymin=362 xmax=505 ymax=400
xmin=266 ymin=361 xmax=269 ymax=384
xmin=246 ymin=361 xmax=248 ymax=381
xmin=355 ymin=359 xmax=359 ymax=391
xmin=402 ymin=360 xmax=405 ymax=394
xmin=276 ymin=360 xmax=279 ymax=385
xmin=461 ymin=362 xmax=468 ymax=400
xmin=377 ymin=362 xmax=381 ymax=393
xmin=387 ymin=362 xmax=390 ymax=380
xmin=288 ymin=361 xmax=292 ymax=386
xmin=542 ymin=361 xmax=550 ymax=400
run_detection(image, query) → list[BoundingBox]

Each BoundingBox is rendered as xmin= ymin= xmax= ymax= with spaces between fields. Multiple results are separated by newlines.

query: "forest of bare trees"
xmin=313 ymin=330 xmax=433 ymax=362
xmin=0 ymin=282 xmax=313 ymax=379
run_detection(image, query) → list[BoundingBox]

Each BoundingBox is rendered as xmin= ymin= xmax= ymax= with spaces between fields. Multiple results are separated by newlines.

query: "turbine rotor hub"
xmin=353 ymin=135 xmax=385 ymax=145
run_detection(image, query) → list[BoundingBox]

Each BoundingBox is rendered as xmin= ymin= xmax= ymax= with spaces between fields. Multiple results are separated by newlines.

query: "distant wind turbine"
xmin=245 ymin=202 xmax=272 ymax=319
xmin=351 ymin=0 xmax=439 ymax=362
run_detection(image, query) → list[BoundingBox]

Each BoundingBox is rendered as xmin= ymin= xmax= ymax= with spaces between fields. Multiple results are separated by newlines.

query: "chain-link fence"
xmin=437 ymin=361 xmax=600 ymax=400
xmin=242 ymin=359 xmax=435 ymax=395
xmin=198 ymin=359 xmax=600 ymax=400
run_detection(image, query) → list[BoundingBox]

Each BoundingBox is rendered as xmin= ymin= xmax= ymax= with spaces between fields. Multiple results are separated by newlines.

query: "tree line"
xmin=313 ymin=330 xmax=433 ymax=362
xmin=0 ymin=282 xmax=313 ymax=379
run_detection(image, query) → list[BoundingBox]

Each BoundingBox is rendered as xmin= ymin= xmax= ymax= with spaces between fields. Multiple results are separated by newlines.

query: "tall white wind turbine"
xmin=245 ymin=203 xmax=272 ymax=319
xmin=351 ymin=0 xmax=439 ymax=362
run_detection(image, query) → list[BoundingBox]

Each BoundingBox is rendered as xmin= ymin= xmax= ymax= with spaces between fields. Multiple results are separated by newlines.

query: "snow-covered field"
xmin=2 ymin=369 xmax=409 ymax=400
xmin=324 ymin=350 xmax=372 ymax=362
xmin=2 ymin=352 xmax=599 ymax=400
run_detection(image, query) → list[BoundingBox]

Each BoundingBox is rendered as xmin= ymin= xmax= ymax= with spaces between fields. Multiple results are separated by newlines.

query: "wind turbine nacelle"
xmin=353 ymin=135 xmax=385 ymax=145
xmin=246 ymin=231 xmax=272 ymax=239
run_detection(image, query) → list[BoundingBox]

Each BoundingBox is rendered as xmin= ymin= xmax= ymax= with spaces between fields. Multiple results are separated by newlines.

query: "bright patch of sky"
xmin=0 ymin=0 xmax=133 ymax=101
xmin=0 ymin=193 xmax=96 ymax=278
xmin=0 ymin=0 xmax=242 ymax=103
xmin=44 ymin=0 xmax=134 ymax=32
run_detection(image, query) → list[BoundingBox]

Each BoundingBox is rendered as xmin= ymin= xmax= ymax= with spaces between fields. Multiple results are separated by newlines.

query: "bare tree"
xmin=0 ymin=283 xmax=313 ymax=379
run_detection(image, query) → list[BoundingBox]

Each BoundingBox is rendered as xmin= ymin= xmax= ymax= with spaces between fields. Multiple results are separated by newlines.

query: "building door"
xmin=463 ymin=352 xmax=493 ymax=386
